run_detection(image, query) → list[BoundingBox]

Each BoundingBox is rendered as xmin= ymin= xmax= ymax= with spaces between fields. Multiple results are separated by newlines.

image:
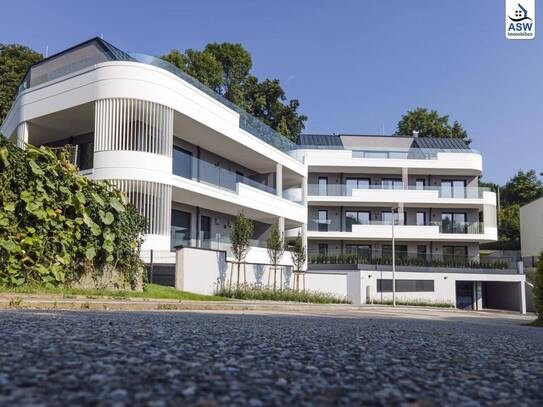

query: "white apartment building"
xmin=521 ymin=196 xmax=543 ymax=267
xmin=0 ymin=38 xmax=526 ymax=312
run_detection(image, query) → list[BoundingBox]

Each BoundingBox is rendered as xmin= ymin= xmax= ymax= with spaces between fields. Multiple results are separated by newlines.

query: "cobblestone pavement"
xmin=0 ymin=309 xmax=541 ymax=406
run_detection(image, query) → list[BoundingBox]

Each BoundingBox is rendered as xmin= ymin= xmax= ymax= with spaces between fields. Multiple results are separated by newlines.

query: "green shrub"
xmin=0 ymin=138 xmax=146 ymax=288
xmin=533 ymin=252 xmax=543 ymax=321
xmin=215 ymin=285 xmax=350 ymax=304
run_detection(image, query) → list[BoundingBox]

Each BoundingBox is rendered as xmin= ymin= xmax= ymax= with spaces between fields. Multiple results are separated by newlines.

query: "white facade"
xmin=0 ymin=38 xmax=526 ymax=312
xmin=521 ymin=196 xmax=543 ymax=262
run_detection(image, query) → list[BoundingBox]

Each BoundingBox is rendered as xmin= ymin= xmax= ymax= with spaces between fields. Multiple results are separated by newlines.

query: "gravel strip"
xmin=0 ymin=310 xmax=541 ymax=406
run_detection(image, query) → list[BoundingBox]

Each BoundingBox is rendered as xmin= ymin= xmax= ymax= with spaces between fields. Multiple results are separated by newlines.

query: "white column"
xmin=520 ymin=281 xmax=526 ymax=314
xmin=16 ymin=122 xmax=29 ymax=149
xmin=402 ymin=167 xmax=408 ymax=189
xmin=278 ymin=216 xmax=285 ymax=239
xmin=301 ymin=222 xmax=308 ymax=270
xmin=302 ymin=175 xmax=307 ymax=205
xmin=276 ymin=163 xmax=283 ymax=198
xmin=474 ymin=281 xmax=483 ymax=310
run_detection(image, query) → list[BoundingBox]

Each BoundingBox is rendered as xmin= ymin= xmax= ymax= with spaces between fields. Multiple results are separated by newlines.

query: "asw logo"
xmin=506 ymin=0 xmax=536 ymax=39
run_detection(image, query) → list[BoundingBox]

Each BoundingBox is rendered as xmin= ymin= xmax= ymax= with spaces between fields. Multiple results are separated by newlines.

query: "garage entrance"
xmin=482 ymin=281 xmax=522 ymax=312
xmin=455 ymin=281 xmax=475 ymax=310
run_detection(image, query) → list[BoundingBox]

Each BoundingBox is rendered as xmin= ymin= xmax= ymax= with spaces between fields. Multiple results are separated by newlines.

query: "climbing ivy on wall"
xmin=0 ymin=137 xmax=146 ymax=287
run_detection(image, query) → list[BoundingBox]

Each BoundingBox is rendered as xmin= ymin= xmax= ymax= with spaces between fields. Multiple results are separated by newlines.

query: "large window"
xmin=345 ymin=244 xmax=372 ymax=259
xmin=415 ymin=179 xmax=426 ymax=190
xmin=318 ymin=177 xmax=328 ymax=196
xmin=381 ymin=211 xmax=406 ymax=225
xmin=173 ymin=146 xmax=193 ymax=179
xmin=416 ymin=211 xmax=426 ymax=226
xmin=318 ymin=210 xmax=328 ymax=232
xmin=77 ymin=142 xmax=94 ymax=170
xmin=382 ymin=245 xmax=408 ymax=259
xmin=200 ymin=215 xmax=212 ymax=248
xmin=171 ymin=210 xmax=191 ymax=248
xmin=377 ymin=279 xmax=435 ymax=292
xmin=345 ymin=178 xmax=370 ymax=195
xmin=318 ymin=243 xmax=328 ymax=255
xmin=417 ymin=245 xmax=427 ymax=260
xmin=441 ymin=180 xmax=466 ymax=198
xmin=381 ymin=178 xmax=403 ymax=190
xmin=443 ymin=246 xmax=467 ymax=262
xmin=441 ymin=212 xmax=467 ymax=233
xmin=345 ymin=211 xmax=370 ymax=232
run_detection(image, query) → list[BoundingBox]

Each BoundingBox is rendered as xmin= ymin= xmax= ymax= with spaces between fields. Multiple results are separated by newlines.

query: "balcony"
xmin=305 ymin=219 xmax=491 ymax=242
xmin=308 ymin=219 xmax=483 ymax=234
xmin=308 ymin=184 xmax=490 ymax=199
xmin=307 ymin=248 xmax=519 ymax=274
xmin=173 ymin=148 xmax=277 ymax=195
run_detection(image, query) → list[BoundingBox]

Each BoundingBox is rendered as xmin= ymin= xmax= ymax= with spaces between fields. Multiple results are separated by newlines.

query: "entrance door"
xmin=200 ymin=215 xmax=211 ymax=248
xmin=171 ymin=210 xmax=191 ymax=248
xmin=456 ymin=281 xmax=474 ymax=310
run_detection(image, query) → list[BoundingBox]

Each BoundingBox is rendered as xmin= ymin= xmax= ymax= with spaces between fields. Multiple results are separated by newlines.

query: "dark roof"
xmin=297 ymin=134 xmax=343 ymax=147
xmin=29 ymin=37 xmax=134 ymax=70
xmin=412 ymin=137 xmax=470 ymax=150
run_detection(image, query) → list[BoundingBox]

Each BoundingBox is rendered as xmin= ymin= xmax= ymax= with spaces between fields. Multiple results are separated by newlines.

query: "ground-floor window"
xmin=377 ymin=279 xmax=435 ymax=292
xmin=443 ymin=246 xmax=468 ymax=262
xmin=382 ymin=245 xmax=408 ymax=259
xmin=171 ymin=209 xmax=191 ymax=248
xmin=318 ymin=243 xmax=328 ymax=255
xmin=345 ymin=244 xmax=372 ymax=259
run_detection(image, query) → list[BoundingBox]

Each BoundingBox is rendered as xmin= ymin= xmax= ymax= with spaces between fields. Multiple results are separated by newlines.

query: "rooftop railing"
xmin=294 ymin=145 xmax=481 ymax=157
xmin=308 ymin=184 xmax=491 ymax=199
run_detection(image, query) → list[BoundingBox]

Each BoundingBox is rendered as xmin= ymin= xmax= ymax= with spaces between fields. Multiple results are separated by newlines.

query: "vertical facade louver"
xmin=94 ymin=98 xmax=173 ymax=156
xmin=109 ymin=180 xmax=172 ymax=236
xmin=94 ymin=98 xmax=173 ymax=237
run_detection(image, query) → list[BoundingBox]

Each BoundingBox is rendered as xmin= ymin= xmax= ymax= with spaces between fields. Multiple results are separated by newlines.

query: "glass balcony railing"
xmin=308 ymin=219 xmax=484 ymax=234
xmin=172 ymin=148 xmax=276 ymax=195
xmin=171 ymin=231 xmax=268 ymax=251
xmin=308 ymin=184 xmax=491 ymax=199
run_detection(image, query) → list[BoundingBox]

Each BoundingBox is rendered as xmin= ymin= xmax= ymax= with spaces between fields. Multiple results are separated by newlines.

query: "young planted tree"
xmin=229 ymin=212 xmax=254 ymax=289
xmin=290 ymin=233 xmax=307 ymax=292
xmin=266 ymin=223 xmax=284 ymax=290
xmin=533 ymin=252 xmax=543 ymax=322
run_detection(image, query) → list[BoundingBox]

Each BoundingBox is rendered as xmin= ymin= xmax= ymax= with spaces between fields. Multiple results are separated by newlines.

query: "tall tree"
xmin=500 ymin=170 xmax=543 ymax=207
xmin=161 ymin=43 xmax=306 ymax=141
xmin=0 ymin=44 xmax=43 ymax=124
xmin=395 ymin=107 xmax=471 ymax=145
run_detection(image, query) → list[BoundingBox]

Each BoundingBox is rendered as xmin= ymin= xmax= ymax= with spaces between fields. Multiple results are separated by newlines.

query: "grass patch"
xmin=528 ymin=319 xmax=543 ymax=327
xmin=215 ymin=287 xmax=350 ymax=304
xmin=0 ymin=283 xmax=225 ymax=302
xmin=371 ymin=299 xmax=455 ymax=308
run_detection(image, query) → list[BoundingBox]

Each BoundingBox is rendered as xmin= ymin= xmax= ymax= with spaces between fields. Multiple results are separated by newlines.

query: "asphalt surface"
xmin=0 ymin=309 xmax=541 ymax=406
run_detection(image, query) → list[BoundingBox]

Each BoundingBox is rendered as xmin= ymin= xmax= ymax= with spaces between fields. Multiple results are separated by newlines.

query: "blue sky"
xmin=1 ymin=0 xmax=541 ymax=184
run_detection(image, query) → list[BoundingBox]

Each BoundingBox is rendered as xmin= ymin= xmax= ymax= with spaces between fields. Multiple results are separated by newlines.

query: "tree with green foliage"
xmin=533 ymin=252 xmax=543 ymax=321
xmin=161 ymin=43 xmax=307 ymax=141
xmin=498 ymin=204 xmax=520 ymax=242
xmin=290 ymin=233 xmax=306 ymax=291
xmin=0 ymin=137 xmax=146 ymax=288
xmin=266 ymin=223 xmax=284 ymax=290
xmin=0 ymin=44 xmax=43 ymax=124
xmin=500 ymin=170 xmax=543 ymax=207
xmin=395 ymin=107 xmax=471 ymax=145
xmin=229 ymin=212 xmax=254 ymax=288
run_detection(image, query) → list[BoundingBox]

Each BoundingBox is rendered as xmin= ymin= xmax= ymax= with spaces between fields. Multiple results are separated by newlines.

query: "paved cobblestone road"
xmin=0 ymin=309 xmax=541 ymax=406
